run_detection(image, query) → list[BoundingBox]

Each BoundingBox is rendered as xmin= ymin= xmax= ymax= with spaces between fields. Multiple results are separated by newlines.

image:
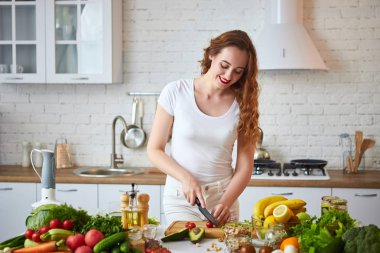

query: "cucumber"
xmin=161 ymin=228 xmax=189 ymax=242
xmin=93 ymin=232 xmax=127 ymax=253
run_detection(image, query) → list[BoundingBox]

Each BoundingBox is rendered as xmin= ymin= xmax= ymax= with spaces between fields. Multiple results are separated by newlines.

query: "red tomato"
xmin=38 ymin=225 xmax=50 ymax=234
xmin=161 ymin=247 xmax=171 ymax=253
xmin=32 ymin=232 xmax=42 ymax=242
xmin=62 ymin=219 xmax=74 ymax=230
xmin=187 ymin=222 xmax=196 ymax=230
xmin=49 ymin=219 xmax=62 ymax=229
xmin=25 ymin=229 xmax=34 ymax=239
xmin=206 ymin=221 xmax=214 ymax=228
xmin=145 ymin=248 xmax=152 ymax=253
xmin=185 ymin=221 xmax=191 ymax=228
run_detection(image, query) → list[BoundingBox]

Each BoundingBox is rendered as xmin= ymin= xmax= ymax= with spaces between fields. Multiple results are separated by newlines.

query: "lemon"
xmin=263 ymin=215 xmax=277 ymax=228
xmin=273 ymin=204 xmax=293 ymax=223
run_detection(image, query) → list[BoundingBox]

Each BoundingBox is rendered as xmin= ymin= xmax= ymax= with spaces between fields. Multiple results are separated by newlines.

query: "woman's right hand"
xmin=181 ymin=175 xmax=206 ymax=207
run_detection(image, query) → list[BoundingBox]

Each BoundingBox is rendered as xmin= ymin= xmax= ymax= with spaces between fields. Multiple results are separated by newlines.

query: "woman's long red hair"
xmin=200 ymin=30 xmax=260 ymax=144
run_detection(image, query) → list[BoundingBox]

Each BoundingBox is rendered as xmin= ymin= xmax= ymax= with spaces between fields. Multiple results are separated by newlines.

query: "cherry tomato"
xmin=25 ymin=229 xmax=34 ymax=239
xmin=161 ymin=247 xmax=171 ymax=253
xmin=185 ymin=221 xmax=191 ymax=228
xmin=206 ymin=221 xmax=214 ymax=228
xmin=38 ymin=225 xmax=50 ymax=234
xmin=187 ymin=222 xmax=196 ymax=230
xmin=62 ymin=219 xmax=74 ymax=230
xmin=49 ymin=219 xmax=62 ymax=229
xmin=145 ymin=248 xmax=152 ymax=253
xmin=32 ymin=232 xmax=42 ymax=242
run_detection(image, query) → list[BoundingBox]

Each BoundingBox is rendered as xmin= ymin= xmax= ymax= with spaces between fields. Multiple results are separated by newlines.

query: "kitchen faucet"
xmin=111 ymin=115 xmax=129 ymax=169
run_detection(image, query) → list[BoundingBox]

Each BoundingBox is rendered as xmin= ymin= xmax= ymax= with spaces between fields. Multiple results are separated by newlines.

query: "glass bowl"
xmin=251 ymin=215 xmax=300 ymax=241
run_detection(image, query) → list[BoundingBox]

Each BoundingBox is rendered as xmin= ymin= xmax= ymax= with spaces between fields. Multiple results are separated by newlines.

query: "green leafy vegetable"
xmin=342 ymin=224 xmax=380 ymax=253
xmin=81 ymin=214 xmax=126 ymax=237
xmin=290 ymin=209 xmax=355 ymax=253
xmin=25 ymin=203 xmax=90 ymax=232
xmin=148 ymin=217 xmax=160 ymax=225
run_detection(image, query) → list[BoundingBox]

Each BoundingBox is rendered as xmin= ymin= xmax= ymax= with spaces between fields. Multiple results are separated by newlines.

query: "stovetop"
xmin=251 ymin=159 xmax=330 ymax=180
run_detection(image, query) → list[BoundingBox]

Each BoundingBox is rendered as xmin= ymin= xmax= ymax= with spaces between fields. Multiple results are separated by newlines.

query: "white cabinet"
xmin=0 ymin=0 xmax=45 ymax=83
xmin=0 ymin=0 xmax=122 ymax=84
xmin=98 ymin=184 xmax=162 ymax=222
xmin=239 ymin=186 xmax=331 ymax=221
xmin=332 ymin=188 xmax=380 ymax=226
xmin=45 ymin=0 xmax=122 ymax=83
xmin=37 ymin=183 xmax=98 ymax=215
xmin=0 ymin=182 xmax=36 ymax=241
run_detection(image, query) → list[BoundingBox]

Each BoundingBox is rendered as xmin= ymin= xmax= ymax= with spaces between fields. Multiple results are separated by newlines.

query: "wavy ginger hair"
xmin=200 ymin=30 xmax=260 ymax=144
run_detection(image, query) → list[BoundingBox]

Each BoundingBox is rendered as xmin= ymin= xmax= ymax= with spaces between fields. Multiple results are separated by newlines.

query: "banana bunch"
xmin=253 ymin=196 xmax=307 ymax=221
xmin=253 ymin=196 xmax=288 ymax=220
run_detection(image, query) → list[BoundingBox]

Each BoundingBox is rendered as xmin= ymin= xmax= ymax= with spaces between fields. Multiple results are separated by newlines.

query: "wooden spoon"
xmin=356 ymin=139 xmax=376 ymax=169
xmin=353 ymin=131 xmax=363 ymax=172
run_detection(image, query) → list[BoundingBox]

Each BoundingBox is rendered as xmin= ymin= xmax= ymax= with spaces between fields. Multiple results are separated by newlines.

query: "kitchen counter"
xmin=1 ymin=165 xmax=380 ymax=188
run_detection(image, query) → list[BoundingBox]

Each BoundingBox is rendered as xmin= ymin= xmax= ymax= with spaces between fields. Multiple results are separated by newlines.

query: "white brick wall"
xmin=0 ymin=0 xmax=379 ymax=170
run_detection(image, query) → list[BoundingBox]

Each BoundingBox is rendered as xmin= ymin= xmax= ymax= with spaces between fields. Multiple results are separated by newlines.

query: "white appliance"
xmin=255 ymin=0 xmax=328 ymax=70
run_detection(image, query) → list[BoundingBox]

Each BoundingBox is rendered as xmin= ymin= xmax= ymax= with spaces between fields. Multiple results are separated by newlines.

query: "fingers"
xmin=212 ymin=204 xmax=231 ymax=225
xmin=184 ymin=187 xmax=203 ymax=206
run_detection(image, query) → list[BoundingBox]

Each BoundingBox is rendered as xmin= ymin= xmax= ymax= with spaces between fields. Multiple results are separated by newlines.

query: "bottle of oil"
xmin=121 ymin=183 xmax=140 ymax=229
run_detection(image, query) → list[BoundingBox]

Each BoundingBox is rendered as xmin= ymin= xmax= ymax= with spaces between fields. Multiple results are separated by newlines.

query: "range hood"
xmin=255 ymin=0 xmax=328 ymax=70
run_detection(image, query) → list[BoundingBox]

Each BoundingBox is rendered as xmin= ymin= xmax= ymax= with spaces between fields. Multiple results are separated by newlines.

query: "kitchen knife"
xmin=195 ymin=197 xmax=218 ymax=226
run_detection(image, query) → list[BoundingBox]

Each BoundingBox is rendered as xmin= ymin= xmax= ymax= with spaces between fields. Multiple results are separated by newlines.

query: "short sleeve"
xmin=158 ymin=81 xmax=178 ymax=116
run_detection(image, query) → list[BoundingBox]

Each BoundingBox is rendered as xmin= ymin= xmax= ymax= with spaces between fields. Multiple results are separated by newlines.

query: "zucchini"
xmin=93 ymin=232 xmax=127 ymax=253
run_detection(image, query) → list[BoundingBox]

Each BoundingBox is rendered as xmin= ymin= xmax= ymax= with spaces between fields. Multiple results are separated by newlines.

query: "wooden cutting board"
xmin=165 ymin=221 xmax=224 ymax=239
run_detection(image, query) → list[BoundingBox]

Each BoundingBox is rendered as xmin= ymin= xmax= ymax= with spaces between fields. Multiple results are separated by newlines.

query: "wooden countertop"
xmin=1 ymin=165 xmax=380 ymax=188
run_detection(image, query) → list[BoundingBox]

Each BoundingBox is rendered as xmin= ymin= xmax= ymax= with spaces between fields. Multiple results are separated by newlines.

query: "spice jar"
xmin=264 ymin=223 xmax=287 ymax=249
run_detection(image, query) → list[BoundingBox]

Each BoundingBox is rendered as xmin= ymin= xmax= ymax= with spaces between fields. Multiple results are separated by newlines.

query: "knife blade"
xmin=195 ymin=197 xmax=218 ymax=226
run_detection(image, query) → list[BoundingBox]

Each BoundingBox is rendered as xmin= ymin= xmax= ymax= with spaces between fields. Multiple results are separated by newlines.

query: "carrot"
xmin=13 ymin=241 xmax=57 ymax=253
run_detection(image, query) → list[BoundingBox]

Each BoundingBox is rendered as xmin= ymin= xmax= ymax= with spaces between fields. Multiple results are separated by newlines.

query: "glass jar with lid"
xmin=331 ymin=198 xmax=348 ymax=212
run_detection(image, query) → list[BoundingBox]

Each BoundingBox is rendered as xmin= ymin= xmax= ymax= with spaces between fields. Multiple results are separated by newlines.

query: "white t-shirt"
xmin=158 ymin=79 xmax=240 ymax=185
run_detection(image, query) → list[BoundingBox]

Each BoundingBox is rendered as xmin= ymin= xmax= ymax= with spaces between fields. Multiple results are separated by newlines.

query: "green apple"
xmin=296 ymin=212 xmax=311 ymax=222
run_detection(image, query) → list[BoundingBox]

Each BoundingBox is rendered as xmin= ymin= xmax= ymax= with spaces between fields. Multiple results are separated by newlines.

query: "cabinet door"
xmin=332 ymin=188 xmax=380 ymax=226
xmin=45 ymin=0 xmax=122 ymax=83
xmin=0 ymin=183 xmax=36 ymax=241
xmin=239 ymin=186 xmax=331 ymax=221
xmin=37 ymin=183 xmax=98 ymax=215
xmin=0 ymin=0 xmax=45 ymax=83
xmin=98 ymin=184 xmax=161 ymax=222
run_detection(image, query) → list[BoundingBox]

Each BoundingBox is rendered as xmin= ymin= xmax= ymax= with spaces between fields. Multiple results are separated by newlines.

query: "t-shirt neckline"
xmin=190 ymin=79 xmax=237 ymax=119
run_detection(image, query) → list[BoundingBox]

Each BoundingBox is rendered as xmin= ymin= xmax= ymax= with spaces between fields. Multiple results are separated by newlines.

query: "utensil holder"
xmin=343 ymin=151 xmax=365 ymax=174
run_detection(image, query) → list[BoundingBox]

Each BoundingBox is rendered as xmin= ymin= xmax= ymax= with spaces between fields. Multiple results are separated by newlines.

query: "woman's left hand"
xmin=212 ymin=203 xmax=231 ymax=226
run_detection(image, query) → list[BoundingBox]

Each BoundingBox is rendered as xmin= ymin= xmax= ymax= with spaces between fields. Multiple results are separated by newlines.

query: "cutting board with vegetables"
xmin=165 ymin=221 xmax=224 ymax=238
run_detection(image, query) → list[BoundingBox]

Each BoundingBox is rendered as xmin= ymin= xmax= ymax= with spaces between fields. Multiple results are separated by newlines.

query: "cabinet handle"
xmin=354 ymin=193 xmax=377 ymax=197
xmin=0 ymin=187 xmax=13 ymax=191
xmin=57 ymin=189 xmax=78 ymax=192
xmin=271 ymin=192 xmax=293 ymax=196
xmin=72 ymin=77 xmax=89 ymax=80
xmin=5 ymin=77 xmax=24 ymax=80
xmin=118 ymin=189 xmax=128 ymax=193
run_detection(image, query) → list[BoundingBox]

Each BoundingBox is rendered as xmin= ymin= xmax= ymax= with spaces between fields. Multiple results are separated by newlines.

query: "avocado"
xmin=189 ymin=227 xmax=205 ymax=244
xmin=161 ymin=227 xmax=189 ymax=242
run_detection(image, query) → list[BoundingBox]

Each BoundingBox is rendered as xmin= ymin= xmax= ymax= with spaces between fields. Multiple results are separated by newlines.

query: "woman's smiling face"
xmin=209 ymin=46 xmax=248 ymax=90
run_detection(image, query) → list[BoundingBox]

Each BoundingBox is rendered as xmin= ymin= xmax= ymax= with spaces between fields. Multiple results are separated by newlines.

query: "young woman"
xmin=147 ymin=30 xmax=260 ymax=226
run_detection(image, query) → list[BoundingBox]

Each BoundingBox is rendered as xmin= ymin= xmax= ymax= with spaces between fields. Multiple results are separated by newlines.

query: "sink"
xmin=74 ymin=167 xmax=144 ymax=178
